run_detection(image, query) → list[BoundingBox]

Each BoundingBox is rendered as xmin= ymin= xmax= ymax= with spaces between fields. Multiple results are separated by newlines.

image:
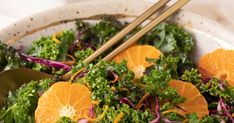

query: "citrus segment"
xmin=198 ymin=49 xmax=234 ymax=86
xmin=113 ymin=45 xmax=161 ymax=79
xmin=169 ymin=80 xmax=209 ymax=119
xmin=35 ymin=82 xmax=92 ymax=123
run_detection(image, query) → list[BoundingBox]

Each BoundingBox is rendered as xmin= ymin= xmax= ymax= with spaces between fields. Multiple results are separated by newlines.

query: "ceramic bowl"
xmin=0 ymin=0 xmax=234 ymax=62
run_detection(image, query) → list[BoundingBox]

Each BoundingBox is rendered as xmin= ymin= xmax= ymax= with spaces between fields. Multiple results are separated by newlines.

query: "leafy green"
xmin=186 ymin=113 xmax=221 ymax=123
xmin=147 ymin=55 xmax=180 ymax=79
xmin=0 ymin=79 xmax=54 ymax=123
xmin=27 ymin=36 xmax=60 ymax=60
xmin=95 ymin=104 xmax=154 ymax=123
xmin=181 ymin=68 xmax=202 ymax=84
xmin=143 ymin=70 xmax=185 ymax=104
xmin=56 ymin=117 xmax=76 ymax=123
xmin=199 ymin=78 xmax=234 ymax=102
xmin=0 ymin=42 xmax=29 ymax=71
xmin=84 ymin=61 xmax=136 ymax=105
xmin=27 ymin=30 xmax=75 ymax=61
xmin=74 ymin=48 xmax=94 ymax=62
xmin=57 ymin=30 xmax=75 ymax=60
xmin=75 ymin=15 xmax=123 ymax=48
xmin=27 ymin=30 xmax=75 ymax=73
xmin=139 ymin=22 xmax=195 ymax=55
xmin=164 ymin=112 xmax=184 ymax=122
xmin=91 ymin=15 xmax=123 ymax=46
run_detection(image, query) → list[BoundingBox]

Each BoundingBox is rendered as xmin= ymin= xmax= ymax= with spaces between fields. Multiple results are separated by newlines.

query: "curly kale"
xmin=57 ymin=30 xmax=75 ymax=60
xmin=139 ymin=22 xmax=195 ymax=55
xmin=186 ymin=113 xmax=221 ymax=123
xmin=84 ymin=61 xmax=137 ymax=105
xmin=0 ymin=42 xmax=28 ymax=71
xmin=27 ymin=30 xmax=75 ymax=61
xmin=142 ymin=70 xmax=185 ymax=104
xmin=95 ymin=104 xmax=154 ymax=123
xmin=74 ymin=48 xmax=94 ymax=62
xmin=91 ymin=15 xmax=123 ymax=46
xmin=27 ymin=36 xmax=60 ymax=60
xmin=181 ymin=68 xmax=202 ymax=85
xmin=200 ymin=78 xmax=234 ymax=101
xmin=147 ymin=55 xmax=180 ymax=79
xmin=56 ymin=117 xmax=76 ymax=123
xmin=0 ymin=79 xmax=54 ymax=123
xmin=75 ymin=15 xmax=123 ymax=48
xmin=27 ymin=30 xmax=75 ymax=72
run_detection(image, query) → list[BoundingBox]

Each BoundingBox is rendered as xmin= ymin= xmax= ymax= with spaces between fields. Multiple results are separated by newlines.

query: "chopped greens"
xmin=0 ymin=79 xmax=54 ymax=123
xmin=0 ymin=15 xmax=233 ymax=123
xmin=139 ymin=22 xmax=194 ymax=55
xmin=0 ymin=42 xmax=29 ymax=71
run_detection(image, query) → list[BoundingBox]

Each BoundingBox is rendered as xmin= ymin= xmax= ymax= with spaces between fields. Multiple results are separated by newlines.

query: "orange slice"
xmin=113 ymin=45 xmax=161 ymax=79
xmin=35 ymin=82 xmax=92 ymax=123
xmin=198 ymin=49 xmax=234 ymax=86
xmin=169 ymin=80 xmax=209 ymax=119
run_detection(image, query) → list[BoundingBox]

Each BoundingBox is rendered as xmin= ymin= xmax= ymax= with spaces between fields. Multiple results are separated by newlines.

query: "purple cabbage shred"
xmin=219 ymin=98 xmax=234 ymax=122
xmin=120 ymin=97 xmax=135 ymax=108
xmin=150 ymin=96 xmax=160 ymax=123
xmin=20 ymin=54 xmax=71 ymax=71
xmin=74 ymin=69 xmax=89 ymax=80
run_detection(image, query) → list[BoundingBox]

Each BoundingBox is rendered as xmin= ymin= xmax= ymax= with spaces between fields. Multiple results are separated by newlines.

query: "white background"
xmin=0 ymin=0 xmax=233 ymax=31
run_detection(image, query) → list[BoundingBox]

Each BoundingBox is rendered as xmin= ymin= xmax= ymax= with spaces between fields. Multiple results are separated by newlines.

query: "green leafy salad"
xmin=0 ymin=15 xmax=234 ymax=123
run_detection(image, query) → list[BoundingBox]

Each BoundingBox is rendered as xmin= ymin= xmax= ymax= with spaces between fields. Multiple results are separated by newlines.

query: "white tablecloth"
xmin=0 ymin=0 xmax=233 ymax=31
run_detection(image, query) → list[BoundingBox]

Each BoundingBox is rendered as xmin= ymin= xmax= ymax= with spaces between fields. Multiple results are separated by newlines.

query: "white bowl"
xmin=0 ymin=0 xmax=234 ymax=62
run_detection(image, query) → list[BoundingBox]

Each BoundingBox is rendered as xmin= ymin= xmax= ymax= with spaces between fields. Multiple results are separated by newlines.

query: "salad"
xmin=0 ymin=15 xmax=234 ymax=123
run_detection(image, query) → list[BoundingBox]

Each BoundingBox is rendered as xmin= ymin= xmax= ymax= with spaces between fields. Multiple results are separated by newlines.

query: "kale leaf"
xmin=0 ymin=42 xmax=28 ymax=71
xmin=181 ymin=68 xmax=202 ymax=85
xmin=95 ymin=104 xmax=154 ymax=123
xmin=186 ymin=113 xmax=221 ymax=123
xmin=57 ymin=30 xmax=75 ymax=61
xmin=27 ymin=30 xmax=75 ymax=61
xmin=27 ymin=36 xmax=60 ymax=60
xmin=139 ymin=22 xmax=195 ymax=55
xmin=56 ymin=117 xmax=76 ymax=123
xmin=27 ymin=30 xmax=75 ymax=73
xmin=75 ymin=15 xmax=123 ymax=48
xmin=200 ymin=78 xmax=234 ymax=101
xmin=84 ymin=61 xmax=136 ymax=105
xmin=142 ymin=69 xmax=185 ymax=104
xmin=74 ymin=48 xmax=94 ymax=62
xmin=0 ymin=79 xmax=54 ymax=123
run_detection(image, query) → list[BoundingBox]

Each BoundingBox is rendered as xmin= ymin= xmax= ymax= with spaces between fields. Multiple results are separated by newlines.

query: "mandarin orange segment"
xmin=113 ymin=45 xmax=162 ymax=79
xmin=169 ymin=80 xmax=209 ymax=119
xmin=35 ymin=82 xmax=92 ymax=123
xmin=198 ymin=49 xmax=234 ymax=86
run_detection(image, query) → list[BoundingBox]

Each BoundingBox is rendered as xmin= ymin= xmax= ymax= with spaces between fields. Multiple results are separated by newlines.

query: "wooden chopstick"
xmin=103 ymin=0 xmax=190 ymax=61
xmin=83 ymin=0 xmax=170 ymax=64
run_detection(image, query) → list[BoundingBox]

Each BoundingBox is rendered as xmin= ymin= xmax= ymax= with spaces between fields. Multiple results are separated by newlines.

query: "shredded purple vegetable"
xmin=89 ymin=105 xmax=95 ymax=118
xmin=120 ymin=97 xmax=135 ymax=108
xmin=74 ymin=69 xmax=89 ymax=80
xmin=20 ymin=54 xmax=71 ymax=71
xmin=108 ymin=70 xmax=119 ymax=83
xmin=69 ymin=39 xmax=96 ymax=54
xmin=201 ymin=78 xmax=211 ymax=84
xmin=219 ymin=98 xmax=234 ymax=122
xmin=150 ymin=96 xmax=160 ymax=123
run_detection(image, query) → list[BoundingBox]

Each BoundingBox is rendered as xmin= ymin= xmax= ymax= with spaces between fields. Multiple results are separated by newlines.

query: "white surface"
xmin=0 ymin=0 xmax=234 ymax=31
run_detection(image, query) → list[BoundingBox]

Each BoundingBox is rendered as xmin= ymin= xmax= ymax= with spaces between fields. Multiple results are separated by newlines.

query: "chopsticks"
xmin=84 ymin=0 xmax=190 ymax=63
xmin=62 ymin=0 xmax=190 ymax=80
xmin=83 ymin=0 xmax=170 ymax=63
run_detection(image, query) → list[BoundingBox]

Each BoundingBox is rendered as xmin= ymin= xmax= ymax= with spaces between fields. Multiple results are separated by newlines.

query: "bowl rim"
xmin=0 ymin=0 xmax=234 ymax=47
